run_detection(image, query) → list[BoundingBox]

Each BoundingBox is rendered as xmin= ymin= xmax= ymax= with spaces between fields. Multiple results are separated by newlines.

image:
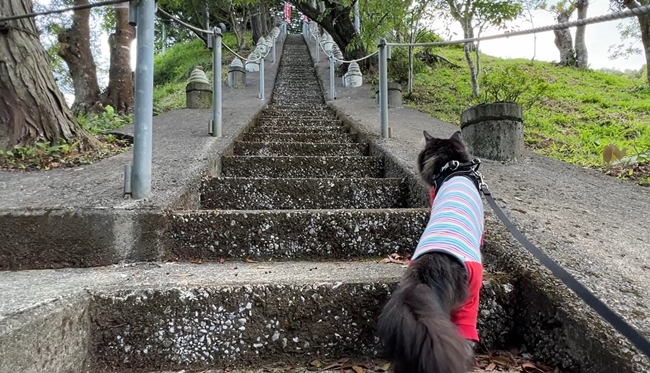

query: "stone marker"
xmin=185 ymin=66 xmax=212 ymax=109
xmin=246 ymin=50 xmax=260 ymax=72
xmin=228 ymin=58 xmax=246 ymax=89
xmin=460 ymin=101 xmax=524 ymax=162
xmin=344 ymin=61 xmax=363 ymax=88
xmin=376 ymin=82 xmax=403 ymax=108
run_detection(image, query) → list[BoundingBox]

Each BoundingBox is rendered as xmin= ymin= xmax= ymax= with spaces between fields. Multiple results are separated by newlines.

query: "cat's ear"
xmin=423 ymin=130 xmax=434 ymax=142
xmin=450 ymin=131 xmax=462 ymax=142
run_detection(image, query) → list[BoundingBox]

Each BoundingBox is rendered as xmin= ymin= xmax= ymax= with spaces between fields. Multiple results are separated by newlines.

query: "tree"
xmin=101 ymin=6 xmax=135 ymax=114
xmin=611 ymin=0 xmax=650 ymax=85
xmin=0 ymin=0 xmax=98 ymax=150
xmin=435 ymin=0 xmax=523 ymax=96
xmin=609 ymin=0 xmax=650 ymax=85
xmin=540 ymin=0 xmax=589 ymax=67
xmin=392 ymin=0 xmax=437 ymax=96
xmin=291 ymin=0 xmax=409 ymax=71
xmin=56 ymin=0 xmax=102 ymax=114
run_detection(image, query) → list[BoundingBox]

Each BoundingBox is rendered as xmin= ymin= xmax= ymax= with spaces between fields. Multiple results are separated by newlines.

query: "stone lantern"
xmin=185 ymin=66 xmax=212 ymax=109
xmin=228 ymin=58 xmax=246 ymax=89
xmin=343 ymin=62 xmax=363 ymax=88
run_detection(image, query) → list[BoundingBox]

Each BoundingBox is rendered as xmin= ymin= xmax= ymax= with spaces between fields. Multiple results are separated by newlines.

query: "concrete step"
xmin=200 ymin=177 xmax=407 ymax=210
xmin=167 ymin=208 xmax=427 ymax=261
xmin=256 ymin=118 xmax=344 ymax=127
xmin=85 ymin=261 xmax=513 ymax=372
xmin=264 ymin=108 xmax=334 ymax=116
xmin=233 ymin=142 xmax=367 ymax=157
xmin=250 ymin=126 xmax=346 ymax=134
xmin=221 ymin=156 xmax=383 ymax=178
xmin=242 ymin=132 xmax=356 ymax=143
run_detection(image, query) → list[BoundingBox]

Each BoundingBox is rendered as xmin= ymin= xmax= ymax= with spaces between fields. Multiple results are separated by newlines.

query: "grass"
xmin=0 ymin=105 xmax=132 ymax=171
xmin=395 ymin=45 xmax=650 ymax=186
xmin=153 ymin=32 xmax=255 ymax=113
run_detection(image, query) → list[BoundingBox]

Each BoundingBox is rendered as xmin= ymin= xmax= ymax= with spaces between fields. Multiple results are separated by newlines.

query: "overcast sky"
xmin=428 ymin=0 xmax=646 ymax=71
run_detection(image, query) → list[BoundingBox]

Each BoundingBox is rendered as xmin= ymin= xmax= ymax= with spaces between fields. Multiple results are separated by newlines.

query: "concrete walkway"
xmin=306 ymin=35 xmax=650 ymax=356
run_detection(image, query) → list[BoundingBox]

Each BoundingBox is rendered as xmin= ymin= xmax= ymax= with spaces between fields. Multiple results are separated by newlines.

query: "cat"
xmin=376 ymin=130 xmax=486 ymax=373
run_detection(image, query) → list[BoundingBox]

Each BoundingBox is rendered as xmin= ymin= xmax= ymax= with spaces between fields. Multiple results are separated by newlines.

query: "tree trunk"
xmin=291 ymin=0 xmax=366 ymax=72
xmin=251 ymin=11 xmax=264 ymax=44
xmin=553 ymin=10 xmax=576 ymax=66
xmin=407 ymin=46 xmax=414 ymax=97
xmin=574 ymin=0 xmax=589 ymax=67
xmin=57 ymin=0 xmax=102 ymax=115
xmin=0 ymin=0 xmax=98 ymax=151
xmin=639 ymin=13 xmax=650 ymax=86
xmin=102 ymin=7 xmax=135 ymax=114
xmin=464 ymin=43 xmax=479 ymax=97
xmin=622 ymin=0 xmax=650 ymax=86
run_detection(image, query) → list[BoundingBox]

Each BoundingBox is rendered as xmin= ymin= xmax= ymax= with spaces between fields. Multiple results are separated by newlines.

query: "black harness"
xmin=430 ymin=158 xmax=491 ymax=196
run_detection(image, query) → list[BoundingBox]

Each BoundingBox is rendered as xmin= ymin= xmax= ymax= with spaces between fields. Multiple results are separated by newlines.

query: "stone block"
xmin=228 ymin=67 xmax=247 ymax=89
xmin=375 ymin=82 xmax=403 ymax=108
xmin=460 ymin=102 xmax=524 ymax=162
xmin=185 ymin=81 xmax=213 ymax=109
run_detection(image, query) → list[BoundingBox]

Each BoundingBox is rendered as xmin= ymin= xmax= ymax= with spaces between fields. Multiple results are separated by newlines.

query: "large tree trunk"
xmin=251 ymin=11 xmax=264 ymax=44
xmin=57 ymin=0 xmax=102 ymax=115
xmin=574 ymin=0 xmax=589 ymax=67
xmin=553 ymin=10 xmax=576 ymax=66
xmin=102 ymin=7 xmax=135 ymax=114
xmin=0 ymin=0 xmax=98 ymax=151
xmin=291 ymin=0 xmax=366 ymax=72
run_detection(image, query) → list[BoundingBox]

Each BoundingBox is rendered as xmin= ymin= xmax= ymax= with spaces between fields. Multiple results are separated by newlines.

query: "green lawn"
xmin=401 ymin=46 xmax=650 ymax=186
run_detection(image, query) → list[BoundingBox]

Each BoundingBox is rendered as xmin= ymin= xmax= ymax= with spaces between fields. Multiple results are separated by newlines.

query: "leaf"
xmin=219 ymin=258 xmax=225 ymax=264
xmin=603 ymin=143 xmax=614 ymax=164
xmin=245 ymin=258 xmax=258 ymax=263
xmin=352 ymin=365 xmax=364 ymax=373
xmin=376 ymin=362 xmax=391 ymax=371
xmin=485 ymin=363 xmax=496 ymax=371
xmin=521 ymin=362 xmax=547 ymax=372
xmin=172 ymin=273 xmax=193 ymax=277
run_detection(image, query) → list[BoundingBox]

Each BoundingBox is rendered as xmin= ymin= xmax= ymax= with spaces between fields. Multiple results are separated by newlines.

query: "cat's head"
xmin=417 ymin=130 xmax=471 ymax=186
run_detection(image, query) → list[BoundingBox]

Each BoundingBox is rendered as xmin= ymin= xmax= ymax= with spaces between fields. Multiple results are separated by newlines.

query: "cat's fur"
xmin=376 ymin=130 xmax=475 ymax=373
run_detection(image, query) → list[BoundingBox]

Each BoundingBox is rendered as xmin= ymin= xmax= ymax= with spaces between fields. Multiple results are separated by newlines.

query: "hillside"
xmin=395 ymin=45 xmax=650 ymax=186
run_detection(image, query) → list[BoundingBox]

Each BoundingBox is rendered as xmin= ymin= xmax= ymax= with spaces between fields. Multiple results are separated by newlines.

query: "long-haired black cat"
xmin=376 ymin=130 xmax=486 ymax=373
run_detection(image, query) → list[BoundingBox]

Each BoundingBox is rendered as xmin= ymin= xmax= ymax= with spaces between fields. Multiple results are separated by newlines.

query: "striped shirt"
xmin=411 ymin=176 xmax=484 ymax=265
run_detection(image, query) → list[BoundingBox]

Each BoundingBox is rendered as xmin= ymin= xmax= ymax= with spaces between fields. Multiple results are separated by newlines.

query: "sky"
xmin=427 ymin=0 xmax=646 ymax=71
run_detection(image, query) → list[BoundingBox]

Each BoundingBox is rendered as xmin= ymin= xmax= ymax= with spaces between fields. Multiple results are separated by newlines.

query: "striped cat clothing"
xmin=411 ymin=175 xmax=485 ymax=342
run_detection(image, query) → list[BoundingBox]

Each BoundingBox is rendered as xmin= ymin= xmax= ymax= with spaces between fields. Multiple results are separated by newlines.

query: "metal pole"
xmin=130 ymin=0 xmax=155 ymax=199
xmin=354 ymin=0 xmax=360 ymax=34
xmin=378 ymin=38 xmax=389 ymax=139
xmin=259 ymin=57 xmax=265 ymax=100
xmin=315 ymin=34 xmax=320 ymax=63
xmin=328 ymin=53 xmax=335 ymax=100
xmin=272 ymin=38 xmax=276 ymax=63
xmin=161 ymin=22 xmax=166 ymax=55
xmin=211 ymin=27 xmax=222 ymax=137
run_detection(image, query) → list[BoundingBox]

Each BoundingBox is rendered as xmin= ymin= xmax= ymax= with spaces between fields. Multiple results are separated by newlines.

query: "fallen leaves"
xmin=474 ymin=351 xmax=559 ymax=372
xmin=379 ymin=253 xmax=410 ymax=265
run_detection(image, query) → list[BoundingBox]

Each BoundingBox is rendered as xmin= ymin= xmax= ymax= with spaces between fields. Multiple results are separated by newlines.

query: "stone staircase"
xmin=82 ymin=35 xmax=516 ymax=373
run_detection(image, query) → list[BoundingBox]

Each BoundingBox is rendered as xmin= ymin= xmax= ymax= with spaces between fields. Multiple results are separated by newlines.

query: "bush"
xmin=475 ymin=63 xmax=549 ymax=109
xmin=154 ymin=38 xmax=212 ymax=85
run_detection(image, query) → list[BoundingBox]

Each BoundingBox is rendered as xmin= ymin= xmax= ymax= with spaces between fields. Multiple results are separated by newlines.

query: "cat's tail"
xmin=377 ymin=258 xmax=471 ymax=373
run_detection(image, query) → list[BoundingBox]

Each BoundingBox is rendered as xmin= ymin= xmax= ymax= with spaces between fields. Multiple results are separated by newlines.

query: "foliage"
xmin=77 ymin=105 xmax=133 ymax=134
xmin=152 ymin=33 xmax=253 ymax=113
xmin=0 ymin=106 xmax=132 ymax=171
xmin=474 ymin=64 xmax=550 ymax=108
xmin=404 ymin=46 xmax=650 ymax=185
